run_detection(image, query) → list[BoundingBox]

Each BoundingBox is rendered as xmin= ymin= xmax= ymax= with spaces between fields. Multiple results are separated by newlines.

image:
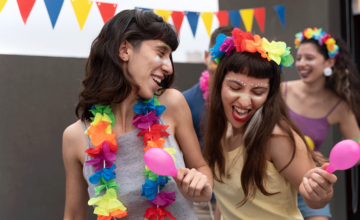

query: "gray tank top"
xmin=82 ymin=118 xmax=197 ymax=219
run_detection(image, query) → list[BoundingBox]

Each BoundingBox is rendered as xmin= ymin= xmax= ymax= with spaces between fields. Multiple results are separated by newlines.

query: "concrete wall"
xmin=0 ymin=54 xmax=205 ymax=219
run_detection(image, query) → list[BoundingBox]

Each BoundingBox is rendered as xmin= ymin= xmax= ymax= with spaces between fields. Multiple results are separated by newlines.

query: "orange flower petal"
xmin=87 ymin=121 xmax=110 ymax=136
xmin=97 ymin=210 xmax=128 ymax=220
xmin=144 ymin=138 xmax=165 ymax=152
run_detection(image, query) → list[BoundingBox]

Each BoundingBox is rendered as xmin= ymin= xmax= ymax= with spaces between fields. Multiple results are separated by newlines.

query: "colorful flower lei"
xmin=209 ymin=28 xmax=294 ymax=68
xmin=85 ymin=95 xmax=177 ymax=219
xmin=294 ymin=28 xmax=339 ymax=58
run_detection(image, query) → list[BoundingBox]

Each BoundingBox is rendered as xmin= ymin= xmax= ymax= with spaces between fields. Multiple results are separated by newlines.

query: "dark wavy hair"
xmin=204 ymin=50 xmax=320 ymax=206
xmin=299 ymin=38 xmax=360 ymax=118
xmin=76 ymin=9 xmax=179 ymax=120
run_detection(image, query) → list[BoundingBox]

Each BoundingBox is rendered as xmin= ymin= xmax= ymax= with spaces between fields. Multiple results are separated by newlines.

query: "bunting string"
xmin=0 ymin=1 xmax=288 ymax=36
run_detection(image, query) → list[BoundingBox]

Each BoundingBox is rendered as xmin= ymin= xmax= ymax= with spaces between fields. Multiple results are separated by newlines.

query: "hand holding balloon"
xmin=301 ymin=163 xmax=338 ymax=208
xmin=144 ymin=148 xmax=212 ymax=202
xmin=325 ymin=139 xmax=360 ymax=173
xmin=300 ymin=139 xmax=359 ymax=208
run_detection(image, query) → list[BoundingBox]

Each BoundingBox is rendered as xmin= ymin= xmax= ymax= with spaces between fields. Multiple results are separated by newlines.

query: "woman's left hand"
xmin=302 ymin=163 xmax=337 ymax=206
xmin=174 ymin=167 xmax=213 ymax=202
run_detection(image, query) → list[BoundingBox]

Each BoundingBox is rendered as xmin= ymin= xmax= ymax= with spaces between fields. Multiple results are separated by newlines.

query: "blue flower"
xmin=133 ymin=98 xmax=166 ymax=116
xmin=141 ymin=176 xmax=169 ymax=200
xmin=209 ymin=33 xmax=228 ymax=63
xmin=89 ymin=164 xmax=116 ymax=184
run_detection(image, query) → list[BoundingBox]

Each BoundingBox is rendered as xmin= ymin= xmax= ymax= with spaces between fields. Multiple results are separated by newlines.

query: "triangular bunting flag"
xmin=135 ymin=7 xmax=152 ymax=11
xmin=186 ymin=11 xmax=200 ymax=38
xmin=44 ymin=0 xmax=64 ymax=28
xmin=0 ymin=0 xmax=8 ymax=13
xmin=97 ymin=2 xmax=117 ymax=24
xmin=16 ymin=0 xmax=36 ymax=24
xmin=240 ymin=9 xmax=254 ymax=32
xmin=254 ymin=7 xmax=265 ymax=33
xmin=273 ymin=4 xmax=286 ymax=29
xmin=70 ymin=0 xmax=93 ymax=30
xmin=201 ymin=12 xmax=213 ymax=38
xmin=171 ymin=11 xmax=184 ymax=34
xmin=154 ymin=9 xmax=172 ymax=23
xmin=216 ymin=11 xmax=229 ymax=27
xmin=228 ymin=10 xmax=241 ymax=28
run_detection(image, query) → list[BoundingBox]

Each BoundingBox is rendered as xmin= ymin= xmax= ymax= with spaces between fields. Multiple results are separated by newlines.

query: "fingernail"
xmin=303 ymin=177 xmax=307 ymax=181
xmin=316 ymin=169 xmax=321 ymax=174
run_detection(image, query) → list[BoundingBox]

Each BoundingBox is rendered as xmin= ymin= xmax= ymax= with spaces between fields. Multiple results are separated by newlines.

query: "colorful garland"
xmin=294 ymin=28 xmax=339 ymax=58
xmin=199 ymin=70 xmax=210 ymax=101
xmin=85 ymin=95 xmax=178 ymax=219
xmin=209 ymin=28 xmax=294 ymax=69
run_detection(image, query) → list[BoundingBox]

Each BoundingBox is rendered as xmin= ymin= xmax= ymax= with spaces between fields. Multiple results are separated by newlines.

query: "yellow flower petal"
xmin=102 ymin=113 xmax=113 ymax=124
xmin=91 ymin=113 xmax=103 ymax=126
xmin=304 ymin=28 xmax=313 ymax=39
xmin=105 ymin=125 xmax=112 ymax=134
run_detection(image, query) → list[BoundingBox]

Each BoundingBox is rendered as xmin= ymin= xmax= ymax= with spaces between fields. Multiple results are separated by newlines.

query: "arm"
xmin=335 ymin=105 xmax=360 ymax=165
xmin=269 ymin=126 xmax=337 ymax=209
xmin=160 ymin=89 xmax=213 ymax=202
xmin=214 ymin=202 xmax=221 ymax=220
xmin=63 ymin=121 xmax=89 ymax=220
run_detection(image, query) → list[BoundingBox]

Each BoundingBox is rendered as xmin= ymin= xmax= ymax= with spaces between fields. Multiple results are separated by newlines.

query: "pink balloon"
xmin=325 ymin=139 xmax=360 ymax=173
xmin=144 ymin=148 xmax=178 ymax=178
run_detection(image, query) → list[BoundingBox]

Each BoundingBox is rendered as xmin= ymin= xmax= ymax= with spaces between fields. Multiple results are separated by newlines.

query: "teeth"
xmin=152 ymin=76 xmax=161 ymax=84
xmin=234 ymin=106 xmax=248 ymax=114
xmin=300 ymin=70 xmax=310 ymax=74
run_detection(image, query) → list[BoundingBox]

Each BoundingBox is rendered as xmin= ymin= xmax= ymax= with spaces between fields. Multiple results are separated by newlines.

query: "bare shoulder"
xmin=287 ymin=80 xmax=301 ymax=92
xmin=63 ymin=120 xmax=87 ymax=163
xmin=328 ymin=97 xmax=353 ymax=124
xmin=331 ymin=96 xmax=349 ymax=113
xmin=269 ymin=123 xmax=307 ymax=158
xmin=157 ymin=88 xmax=188 ymax=114
xmin=281 ymin=80 xmax=301 ymax=97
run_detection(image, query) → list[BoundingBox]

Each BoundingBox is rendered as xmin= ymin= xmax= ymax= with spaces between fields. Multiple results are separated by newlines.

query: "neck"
xmin=229 ymin=123 xmax=244 ymax=138
xmin=110 ymin=89 xmax=140 ymax=131
xmin=299 ymin=77 xmax=328 ymax=96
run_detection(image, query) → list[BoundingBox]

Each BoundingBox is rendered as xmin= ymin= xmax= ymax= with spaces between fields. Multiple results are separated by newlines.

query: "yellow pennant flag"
xmin=201 ymin=12 xmax=213 ymax=38
xmin=240 ymin=9 xmax=254 ymax=32
xmin=0 ymin=0 xmax=7 ymax=13
xmin=154 ymin=9 xmax=172 ymax=23
xmin=70 ymin=0 xmax=93 ymax=30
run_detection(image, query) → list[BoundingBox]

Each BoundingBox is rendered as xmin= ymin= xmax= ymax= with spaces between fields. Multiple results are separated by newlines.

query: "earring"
xmin=323 ymin=67 xmax=333 ymax=77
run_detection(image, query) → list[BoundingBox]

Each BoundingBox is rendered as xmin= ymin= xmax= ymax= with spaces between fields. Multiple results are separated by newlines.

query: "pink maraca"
xmin=144 ymin=148 xmax=178 ymax=178
xmin=325 ymin=139 xmax=360 ymax=173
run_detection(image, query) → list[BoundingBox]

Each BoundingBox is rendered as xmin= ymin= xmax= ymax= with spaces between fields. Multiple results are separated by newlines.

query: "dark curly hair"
xmin=76 ymin=9 xmax=179 ymax=120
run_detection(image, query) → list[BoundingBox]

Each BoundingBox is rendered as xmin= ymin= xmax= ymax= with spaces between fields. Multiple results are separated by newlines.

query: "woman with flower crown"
xmin=204 ymin=28 xmax=338 ymax=220
xmin=282 ymin=28 xmax=360 ymax=220
xmin=62 ymin=9 xmax=213 ymax=220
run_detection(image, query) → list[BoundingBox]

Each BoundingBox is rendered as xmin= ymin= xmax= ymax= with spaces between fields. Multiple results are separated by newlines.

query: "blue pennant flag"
xmin=44 ymin=0 xmax=64 ymax=28
xmin=186 ymin=11 xmax=200 ymax=38
xmin=273 ymin=4 xmax=286 ymax=29
xmin=135 ymin=7 xmax=152 ymax=11
xmin=228 ymin=10 xmax=241 ymax=28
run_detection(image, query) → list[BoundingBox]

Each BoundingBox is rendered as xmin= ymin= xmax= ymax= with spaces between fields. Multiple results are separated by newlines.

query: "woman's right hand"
xmin=301 ymin=163 xmax=337 ymax=209
xmin=174 ymin=167 xmax=213 ymax=202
